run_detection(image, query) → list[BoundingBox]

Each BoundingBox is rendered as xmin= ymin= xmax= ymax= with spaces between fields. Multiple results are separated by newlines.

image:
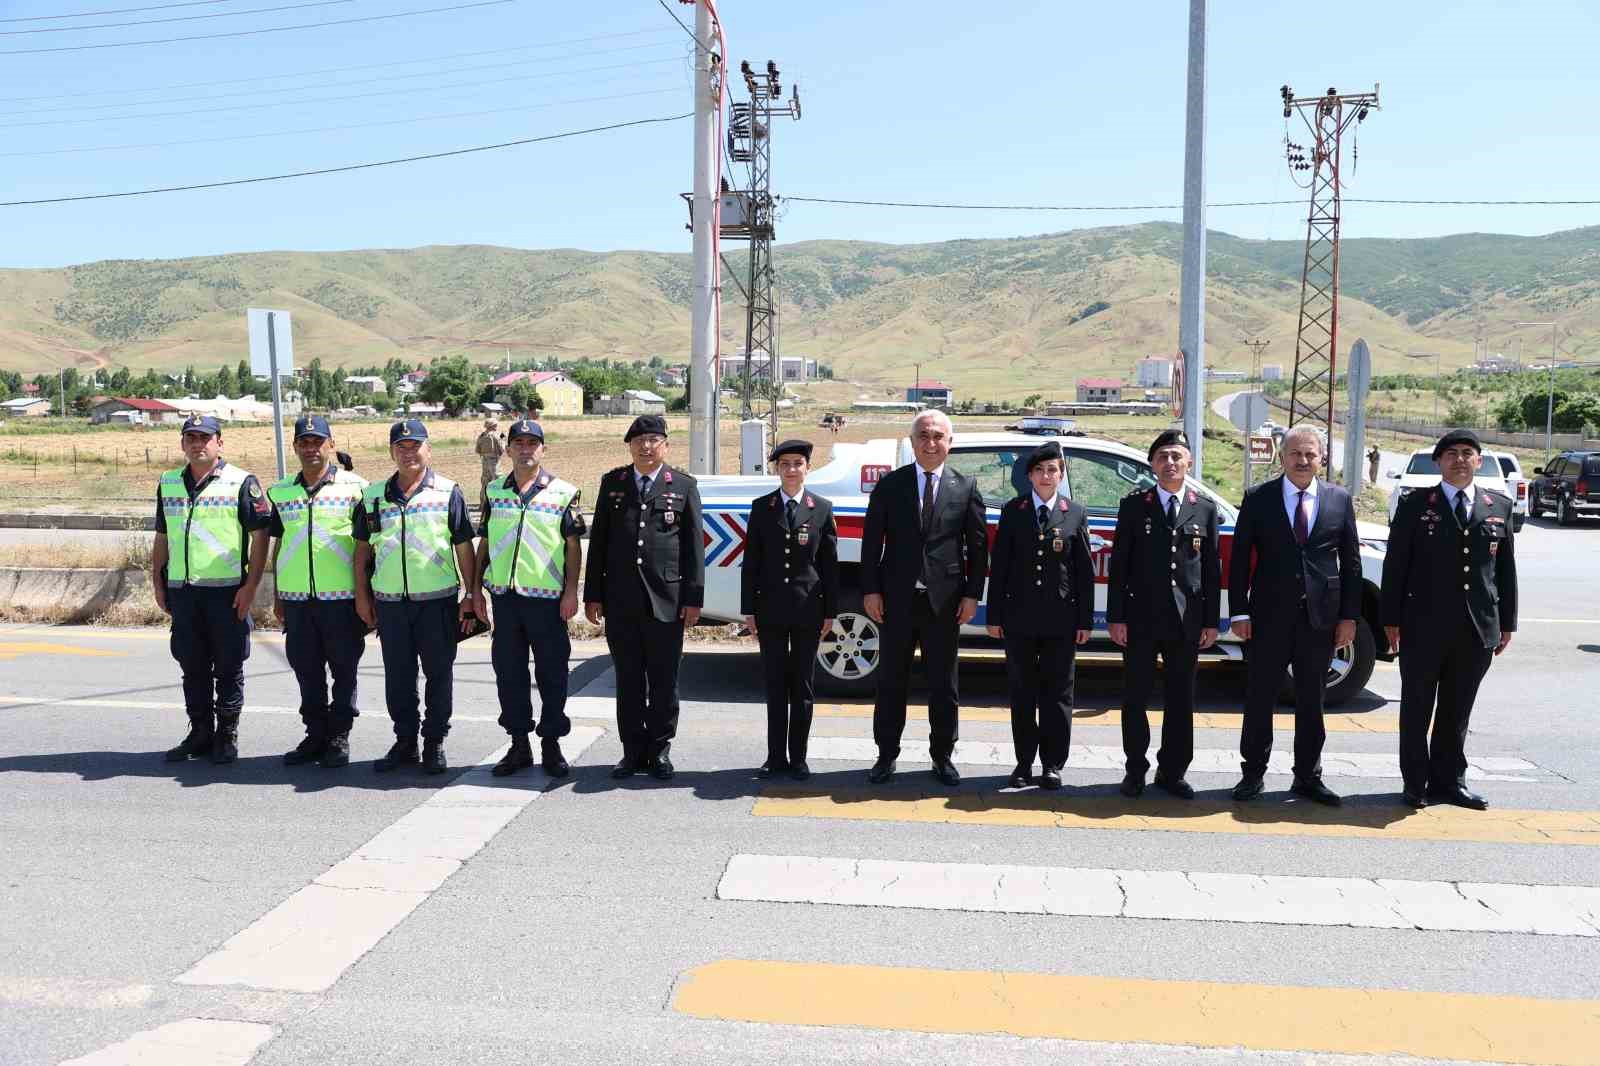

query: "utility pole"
xmin=1178 ymin=0 xmax=1207 ymax=475
xmin=1513 ymin=320 xmax=1560 ymax=455
xmin=1243 ymin=338 xmax=1270 ymax=381
xmin=687 ymin=1 xmax=724 ymax=475
xmin=1279 ymin=83 xmax=1379 ymax=446
xmin=1404 ymin=351 xmax=1441 ymax=423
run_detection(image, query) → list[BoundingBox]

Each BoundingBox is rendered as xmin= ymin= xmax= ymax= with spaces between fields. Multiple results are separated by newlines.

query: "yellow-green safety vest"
xmin=360 ymin=473 xmax=460 ymax=601
xmin=268 ymin=469 xmax=368 ymax=601
xmin=158 ymin=463 xmax=252 ymax=587
xmin=483 ymin=475 xmax=577 ymax=599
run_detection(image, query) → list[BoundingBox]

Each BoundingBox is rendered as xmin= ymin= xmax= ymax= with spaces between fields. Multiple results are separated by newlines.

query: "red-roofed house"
xmin=906 ymin=379 xmax=953 ymax=407
xmin=90 ymin=396 xmax=183 ymax=425
xmin=1075 ymin=378 xmax=1124 ymax=403
xmin=487 ymin=370 xmax=583 ymax=416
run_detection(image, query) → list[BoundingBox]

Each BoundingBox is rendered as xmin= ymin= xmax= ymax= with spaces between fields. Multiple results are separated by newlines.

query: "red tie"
xmin=1294 ymin=489 xmax=1309 ymax=546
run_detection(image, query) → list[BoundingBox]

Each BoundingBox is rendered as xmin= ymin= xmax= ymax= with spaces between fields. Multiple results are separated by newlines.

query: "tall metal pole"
xmin=688 ymin=1 xmax=719 ymax=475
xmin=1178 ymin=0 xmax=1207 ymax=475
xmin=266 ymin=312 xmax=287 ymax=481
xmin=1546 ymin=324 xmax=1558 ymax=455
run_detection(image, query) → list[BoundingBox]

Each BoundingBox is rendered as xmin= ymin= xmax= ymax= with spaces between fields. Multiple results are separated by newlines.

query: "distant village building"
xmin=593 ymin=389 xmax=667 ymax=416
xmin=1261 ymin=364 xmax=1284 ymax=381
xmin=343 ymin=375 xmax=388 ymax=395
xmin=1473 ymin=355 xmax=1519 ymax=375
xmin=1205 ymin=369 xmax=1248 ymax=383
xmin=906 ymin=380 xmax=953 ymax=407
xmin=486 ymin=370 xmax=583 ymax=416
xmin=90 ymin=396 xmax=182 ymax=425
xmin=655 ymin=366 xmax=687 ymax=387
xmin=718 ymin=353 xmax=816 ymax=383
xmin=174 ymin=393 xmax=302 ymax=422
xmin=0 ymin=396 xmax=50 ymax=417
xmin=1134 ymin=357 xmax=1174 ymax=388
xmin=1075 ymin=378 xmax=1124 ymax=403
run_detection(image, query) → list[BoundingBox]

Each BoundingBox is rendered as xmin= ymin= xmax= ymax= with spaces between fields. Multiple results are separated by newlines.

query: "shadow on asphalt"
xmin=0 ymin=750 xmax=486 ymax=792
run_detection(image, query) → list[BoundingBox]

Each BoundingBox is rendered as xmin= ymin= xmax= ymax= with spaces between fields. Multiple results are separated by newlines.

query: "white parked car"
xmin=1487 ymin=451 xmax=1529 ymax=530
xmin=694 ymin=433 xmax=1395 ymax=706
xmin=1386 ymin=448 xmax=1511 ymax=525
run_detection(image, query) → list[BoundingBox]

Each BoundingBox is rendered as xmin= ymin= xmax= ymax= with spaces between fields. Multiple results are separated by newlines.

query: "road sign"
xmin=1228 ymin=391 xmax=1268 ymax=433
xmin=1344 ymin=338 xmax=1372 ymax=491
xmin=1248 ymin=435 xmax=1276 ymax=462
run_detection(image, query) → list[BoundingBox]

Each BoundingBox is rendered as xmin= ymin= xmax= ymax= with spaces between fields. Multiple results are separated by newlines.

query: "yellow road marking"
xmin=673 ymin=960 xmax=1600 ymax=1066
xmin=814 ymin=704 xmax=1400 ymax=733
xmin=0 ymin=641 xmax=128 ymax=661
xmin=753 ymin=788 xmax=1600 ymax=846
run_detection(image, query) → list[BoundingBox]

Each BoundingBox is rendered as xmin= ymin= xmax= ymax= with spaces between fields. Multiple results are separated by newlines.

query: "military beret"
xmin=768 ymin=438 xmax=813 ymax=462
xmin=507 ymin=418 xmax=544 ymax=442
xmin=1432 ymin=428 xmax=1482 ymax=459
xmin=1148 ymin=428 xmax=1191 ymax=459
xmin=180 ymin=414 xmax=222 ymax=436
xmin=389 ymin=418 xmax=429 ymax=444
xmin=624 ymin=414 xmax=668 ymax=441
xmin=293 ymin=413 xmax=331 ymax=440
xmin=1025 ymin=440 xmax=1064 ymax=471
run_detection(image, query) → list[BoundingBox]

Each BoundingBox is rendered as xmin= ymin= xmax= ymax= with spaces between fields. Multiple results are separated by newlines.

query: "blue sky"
xmin=1 ymin=0 xmax=1596 ymax=268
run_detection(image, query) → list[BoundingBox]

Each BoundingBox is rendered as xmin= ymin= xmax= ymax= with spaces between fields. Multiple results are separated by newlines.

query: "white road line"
xmin=718 ymin=854 xmax=1600 ymax=938
xmin=60 ymin=1018 xmax=274 ymax=1066
xmin=803 ymin=736 xmax=1541 ymax=782
xmin=0 ymin=694 xmax=618 ymax=724
xmin=0 ymin=977 xmax=153 ymax=1010
xmin=173 ymin=727 xmax=602 ymax=993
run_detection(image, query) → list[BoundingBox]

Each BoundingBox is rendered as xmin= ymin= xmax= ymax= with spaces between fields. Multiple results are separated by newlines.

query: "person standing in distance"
xmin=153 ymin=414 xmax=272 ymax=764
xmin=741 ymin=439 xmax=839 ymax=781
xmin=477 ymin=418 xmax=585 ymax=778
xmin=984 ymin=440 xmax=1093 ymax=790
xmin=267 ymin=414 xmax=369 ymax=769
xmin=1106 ymin=429 xmax=1221 ymax=799
xmin=860 ymin=409 xmax=988 ymax=786
xmin=583 ymin=414 xmax=704 ymax=782
xmin=1381 ymin=429 xmax=1517 ymax=810
xmin=476 ymin=418 xmax=505 ymax=512
xmin=1229 ymin=425 xmax=1361 ymax=806
xmin=353 ymin=419 xmax=481 ymax=774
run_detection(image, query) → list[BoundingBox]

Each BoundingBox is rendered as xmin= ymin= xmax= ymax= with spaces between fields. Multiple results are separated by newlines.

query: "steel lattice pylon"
xmin=1280 ymin=84 xmax=1378 ymax=444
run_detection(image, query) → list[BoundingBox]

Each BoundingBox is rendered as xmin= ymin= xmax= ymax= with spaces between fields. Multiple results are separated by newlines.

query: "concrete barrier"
xmin=0 ymin=567 xmax=276 ymax=623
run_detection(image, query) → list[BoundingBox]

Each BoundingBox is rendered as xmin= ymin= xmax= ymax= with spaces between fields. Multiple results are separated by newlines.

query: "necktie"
xmin=785 ymin=497 xmax=797 ymax=531
xmin=1166 ymin=494 xmax=1177 ymax=527
xmin=920 ymin=470 xmax=936 ymax=531
xmin=1037 ymin=504 xmax=1049 ymax=531
xmin=638 ymin=474 xmax=651 ymax=498
xmin=1455 ymin=489 xmax=1469 ymax=527
xmin=1294 ymin=489 xmax=1309 ymax=546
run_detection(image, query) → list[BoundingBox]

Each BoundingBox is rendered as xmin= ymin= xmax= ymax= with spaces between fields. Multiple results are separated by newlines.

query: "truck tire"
xmin=1513 ymin=515 xmax=1526 ymax=532
xmin=815 ymin=589 xmax=880 ymax=697
xmin=1559 ymin=496 xmax=1576 ymax=526
xmin=1280 ymin=615 xmax=1377 ymax=708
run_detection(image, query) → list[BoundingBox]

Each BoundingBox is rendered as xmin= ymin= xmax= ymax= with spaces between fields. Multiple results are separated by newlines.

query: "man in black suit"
xmin=583 ymin=414 xmax=704 ymax=782
xmin=984 ymin=440 xmax=1093 ymax=790
xmin=1229 ymin=425 xmax=1361 ymax=805
xmin=742 ymin=439 xmax=840 ymax=781
xmin=1107 ymin=429 xmax=1222 ymax=800
xmin=1381 ymin=429 xmax=1517 ymax=810
xmin=861 ymin=410 xmax=988 ymax=785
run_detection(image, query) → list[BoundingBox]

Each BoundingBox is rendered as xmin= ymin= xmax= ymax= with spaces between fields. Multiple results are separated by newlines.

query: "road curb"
xmin=0 ymin=513 xmax=153 ymax=531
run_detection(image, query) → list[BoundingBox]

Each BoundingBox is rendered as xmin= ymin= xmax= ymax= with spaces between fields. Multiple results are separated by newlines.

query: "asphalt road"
xmin=4 ymin=519 xmax=1600 ymax=1065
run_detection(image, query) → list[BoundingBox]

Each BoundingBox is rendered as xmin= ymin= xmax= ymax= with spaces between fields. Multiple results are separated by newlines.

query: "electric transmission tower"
xmin=724 ymin=60 xmax=801 ymax=438
xmin=1279 ymin=83 xmax=1379 ymax=440
xmin=1243 ymin=337 xmax=1270 ymax=381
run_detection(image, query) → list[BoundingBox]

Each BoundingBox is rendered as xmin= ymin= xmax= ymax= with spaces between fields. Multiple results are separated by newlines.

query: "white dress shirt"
xmin=915 ymin=464 xmax=945 ymax=510
xmin=1441 ymin=480 xmax=1474 ymax=522
xmin=1283 ymin=475 xmax=1320 ymax=531
xmin=1031 ymin=490 xmax=1058 ymax=514
xmin=1156 ymin=484 xmax=1181 ymax=518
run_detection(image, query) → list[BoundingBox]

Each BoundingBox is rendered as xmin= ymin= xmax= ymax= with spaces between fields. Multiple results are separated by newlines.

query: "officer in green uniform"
xmin=476 ymin=418 xmax=586 ymax=778
xmin=352 ymin=419 xmax=480 ymax=774
xmin=153 ymin=414 xmax=272 ymax=764
xmin=267 ymin=414 xmax=368 ymax=769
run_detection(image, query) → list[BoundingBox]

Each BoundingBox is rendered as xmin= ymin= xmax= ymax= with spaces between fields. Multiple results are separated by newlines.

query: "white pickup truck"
xmin=693 ymin=431 xmax=1395 ymax=706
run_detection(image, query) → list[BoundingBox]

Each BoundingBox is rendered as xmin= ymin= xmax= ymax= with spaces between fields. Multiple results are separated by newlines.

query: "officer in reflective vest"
xmin=267 ymin=414 xmax=369 ymax=770
xmin=353 ymin=419 xmax=480 ymax=774
xmin=152 ymin=414 xmax=272 ymax=764
xmin=475 ymin=419 xmax=585 ymax=777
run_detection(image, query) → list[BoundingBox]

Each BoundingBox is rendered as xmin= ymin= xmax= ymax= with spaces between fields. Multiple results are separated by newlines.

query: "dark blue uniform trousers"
xmin=168 ymin=585 xmax=251 ymax=729
xmin=375 ymin=597 xmax=457 ymax=742
xmin=490 ymin=593 xmax=572 ymax=739
xmin=283 ymin=600 xmax=366 ymax=737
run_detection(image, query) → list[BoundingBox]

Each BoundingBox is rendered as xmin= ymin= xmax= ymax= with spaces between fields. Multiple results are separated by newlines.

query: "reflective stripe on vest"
xmin=159 ymin=464 xmax=251 ymax=587
xmin=360 ymin=474 xmax=460 ymax=601
xmin=483 ymin=477 xmax=575 ymax=599
xmin=269 ymin=470 xmax=368 ymax=601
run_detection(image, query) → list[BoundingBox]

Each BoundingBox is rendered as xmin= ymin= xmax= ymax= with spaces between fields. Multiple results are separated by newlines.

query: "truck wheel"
xmin=815 ymin=591 xmax=880 ymax=697
xmin=1280 ymin=616 xmax=1376 ymax=708
xmin=1513 ymin=515 xmax=1526 ymax=532
xmin=1559 ymin=496 xmax=1575 ymax=526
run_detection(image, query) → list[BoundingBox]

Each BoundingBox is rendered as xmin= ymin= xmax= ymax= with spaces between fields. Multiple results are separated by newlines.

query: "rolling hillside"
xmin=1 ymin=222 xmax=1597 ymax=399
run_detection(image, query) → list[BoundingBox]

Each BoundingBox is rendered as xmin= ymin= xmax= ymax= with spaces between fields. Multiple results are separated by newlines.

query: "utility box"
xmin=740 ymin=419 xmax=770 ymax=475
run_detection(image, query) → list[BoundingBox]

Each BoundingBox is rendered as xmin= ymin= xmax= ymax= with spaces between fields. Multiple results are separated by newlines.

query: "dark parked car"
xmin=1531 ymin=450 xmax=1600 ymax=525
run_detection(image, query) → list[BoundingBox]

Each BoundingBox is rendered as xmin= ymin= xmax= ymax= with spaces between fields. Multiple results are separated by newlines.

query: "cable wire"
xmin=0 ymin=112 xmax=691 ymax=206
xmin=1 ymin=0 xmax=512 ymax=55
xmin=785 ymin=195 xmax=1600 ymax=210
xmin=1 ymin=0 xmax=250 ymax=21
xmin=0 ymin=0 xmax=350 ymax=36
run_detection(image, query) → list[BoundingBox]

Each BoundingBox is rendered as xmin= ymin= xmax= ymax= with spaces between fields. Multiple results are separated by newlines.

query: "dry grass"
xmin=0 ymin=536 xmax=151 ymax=569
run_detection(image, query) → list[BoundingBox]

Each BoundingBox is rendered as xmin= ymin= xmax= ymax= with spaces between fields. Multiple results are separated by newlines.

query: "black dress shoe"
xmin=757 ymin=760 xmax=787 ymax=780
xmin=540 ymin=740 xmax=569 ymax=777
xmin=320 ymin=733 xmax=350 ymax=768
xmin=1153 ymin=774 xmax=1196 ymax=800
xmin=1006 ymin=765 xmax=1032 ymax=789
xmin=790 ymin=761 xmax=811 ymax=781
xmin=611 ymin=755 xmax=642 ymax=779
xmin=867 ymin=757 xmax=896 ymax=784
xmin=283 ymin=735 xmax=326 ymax=766
xmin=1290 ymin=775 xmax=1341 ymax=806
xmin=1428 ymin=785 xmax=1488 ymax=810
xmin=1232 ymin=775 xmax=1265 ymax=801
xmin=650 ymin=754 xmax=675 ymax=780
xmin=931 ymin=758 xmax=960 ymax=786
xmin=493 ymin=736 xmax=533 ymax=777
xmin=1119 ymin=773 xmax=1145 ymax=798
xmin=1037 ymin=769 xmax=1062 ymax=790
xmin=422 ymin=740 xmax=447 ymax=775
xmin=1401 ymin=787 xmax=1428 ymax=809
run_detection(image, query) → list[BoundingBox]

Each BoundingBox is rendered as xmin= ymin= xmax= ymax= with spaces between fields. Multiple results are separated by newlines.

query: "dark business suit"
xmin=985 ymin=493 xmax=1094 ymax=772
xmin=1381 ymin=483 xmax=1517 ymax=794
xmin=860 ymin=462 xmax=988 ymax=761
xmin=583 ymin=463 xmax=705 ymax=763
xmin=1107 ymin=485 xmax=1222 ymax=780
xmin=1230 ymin=476 xmax=1361 ymax=778
xmin=741 ymin=488 xmax=840 ymax=767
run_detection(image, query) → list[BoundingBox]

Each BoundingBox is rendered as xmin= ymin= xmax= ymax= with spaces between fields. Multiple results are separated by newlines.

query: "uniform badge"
xmin=1058 ymin=497 xmax=1069 ymax=512
xmin=1193 ymin=536 xmax=1201 ymax=551
xmin=1187 ymin=489 xmax=1197 ymax=504
xmin=663 ymin=469 xmax=673 ymax=484
xmin=797 ymin=528 xmax=809 ymax=546
xmin=1145 ymin=491 xmax=1155 ymax=503
xmin=664 ymin=509 xmax=676 ymax=525
xmin=805 ymin=495 xmax=815 ymax=508
xmin=1489 ymin=541 xmax=1499 ymax=557
xmin=1052 ymin=534 xmax=1064 ymax=553
xmin=770 ymin=497 xmax=778 ymax=509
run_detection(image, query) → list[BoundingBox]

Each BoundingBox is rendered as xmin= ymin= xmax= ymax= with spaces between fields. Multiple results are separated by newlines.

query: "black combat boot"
xmin=164 ymin=717 xmax=214 ymax=762
xmin=283 ymin=723 xmax=327 ymax=766
xmin=374 ymin=735 xmax=419 ymax=773
xmin=210 ymin=714 xmax=240 ymax=764
xmin=493 ymin=735 xmax=533 ymax=777
xmin=540 ymin=738 xmax=570 ymax=778
xmin=320 ymin=732 xmax=350 ymax=768
xmin=422 ymin=738 xmax=448 ymax=775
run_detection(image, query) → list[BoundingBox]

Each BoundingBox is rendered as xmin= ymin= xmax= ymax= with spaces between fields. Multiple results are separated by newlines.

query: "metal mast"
xmin=1280 ymin=83 xmax=1378 ymax=440
xmin=725 ymin=60 xmax=800 ymax=439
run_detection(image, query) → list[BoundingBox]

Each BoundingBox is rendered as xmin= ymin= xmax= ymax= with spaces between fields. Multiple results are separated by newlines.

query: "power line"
xmin=0 ymin=86 xmax=681 ymax=157
xmin=654 ymin=0 xmax=710 ymax=56
xmin=0 ymin=112 xmax=691 ymax=206
xmin=0 ymin=0 xmax=349 ymax=36
xmin=0 ymin=27 xmax=675 ymax=102
xmin=0 ymin=0 xmax=249 ymax=22
xmin=786 ymin=195 xmax=1600 ymax=210
xmin=0 ymin=56 xmax=683 ymax=128
xmin=0 ymin=0 xmax=513 ymax=55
